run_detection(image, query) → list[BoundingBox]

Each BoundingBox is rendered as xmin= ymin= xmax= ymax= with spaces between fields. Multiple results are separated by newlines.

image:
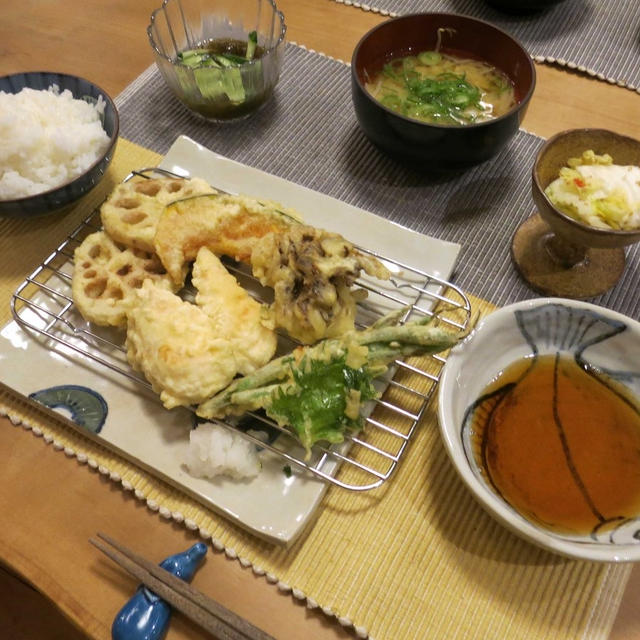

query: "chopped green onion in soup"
xmin=365 ymin=50 xmax=516 ymax=125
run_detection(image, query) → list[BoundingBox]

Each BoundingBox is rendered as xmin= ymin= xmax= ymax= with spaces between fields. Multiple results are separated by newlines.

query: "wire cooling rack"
xmin=11 ymin=168 xmax=471 ymax=491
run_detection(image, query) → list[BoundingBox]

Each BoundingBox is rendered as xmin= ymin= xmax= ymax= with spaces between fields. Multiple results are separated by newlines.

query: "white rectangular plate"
xmin=0 ymin=135 xmax=460 ymax=545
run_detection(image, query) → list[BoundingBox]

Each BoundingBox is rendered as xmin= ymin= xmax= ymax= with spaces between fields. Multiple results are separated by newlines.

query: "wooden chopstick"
xmin=90 ymin=532 xmax=275 ymax=640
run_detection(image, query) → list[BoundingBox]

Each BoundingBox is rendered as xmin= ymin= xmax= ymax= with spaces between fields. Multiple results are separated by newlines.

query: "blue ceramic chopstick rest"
xmin=112 ymin=542 xmax=208 ymax=640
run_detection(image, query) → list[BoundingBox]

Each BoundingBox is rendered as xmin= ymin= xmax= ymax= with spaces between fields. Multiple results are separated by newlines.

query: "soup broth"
xmin=365 ymin=49 xmax=516 ymax=125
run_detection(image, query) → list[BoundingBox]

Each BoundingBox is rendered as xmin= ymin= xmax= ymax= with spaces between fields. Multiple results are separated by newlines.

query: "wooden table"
xmin=1 ymin=1 xmax=639 ymax=638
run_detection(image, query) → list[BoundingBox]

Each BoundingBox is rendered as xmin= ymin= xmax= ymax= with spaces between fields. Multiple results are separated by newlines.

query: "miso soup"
xmin=365 ymin=50 xmax=517 ymax=126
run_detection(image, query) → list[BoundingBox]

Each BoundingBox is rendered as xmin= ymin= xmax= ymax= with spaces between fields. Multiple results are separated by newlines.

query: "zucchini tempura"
xmin=251 ymin=225 xmax=391 ymax=344
xmin=153 ymin=193 xmax=302 ymax=286
xmin=101 ymin=176 xmax=216 ymax=253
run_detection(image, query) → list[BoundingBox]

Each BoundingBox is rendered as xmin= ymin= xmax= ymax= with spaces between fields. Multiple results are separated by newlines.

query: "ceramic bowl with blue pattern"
xmin=438 ymin=298 xmax=640 ymax=562
xmin=0 ymin=71 xmax=119 ymax=218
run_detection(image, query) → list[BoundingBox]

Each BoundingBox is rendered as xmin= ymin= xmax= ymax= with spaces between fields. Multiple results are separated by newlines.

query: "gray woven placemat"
xmin=116 ymin=44 xmax=640 ymax=318
xmin=328 ymin=0 xmax=640 ymax=91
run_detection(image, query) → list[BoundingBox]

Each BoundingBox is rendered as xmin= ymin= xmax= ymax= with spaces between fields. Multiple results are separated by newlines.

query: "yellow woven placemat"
xmin=0 ymin=138 xmax=631 ymax=640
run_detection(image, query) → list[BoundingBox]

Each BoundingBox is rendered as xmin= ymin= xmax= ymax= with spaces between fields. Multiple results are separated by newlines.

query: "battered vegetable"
xmin=197 ymin=309 xmax=464 ymax=456
xmin=250 ymin=225 xmax=391 ymax=344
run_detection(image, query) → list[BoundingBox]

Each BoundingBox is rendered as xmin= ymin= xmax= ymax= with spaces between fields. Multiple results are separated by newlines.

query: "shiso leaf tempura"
xmin=196 ymin=308 xmax=464 ymax=457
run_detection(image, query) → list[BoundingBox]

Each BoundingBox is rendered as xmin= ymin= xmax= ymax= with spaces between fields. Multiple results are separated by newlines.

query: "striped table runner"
xmin=325 ymin=0 xmax=640 ymax=92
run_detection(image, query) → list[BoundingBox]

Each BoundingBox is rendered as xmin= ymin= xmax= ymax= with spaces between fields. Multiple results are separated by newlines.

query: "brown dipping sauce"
xmin=470 ymin=353 xmax=640 ymax=536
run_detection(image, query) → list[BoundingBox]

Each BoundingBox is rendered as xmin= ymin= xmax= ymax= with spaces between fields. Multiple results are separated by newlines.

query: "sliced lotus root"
xmin=100 ymin=176 xmax=216 ymax=253
xmin=72 ymin=231 xmax=177 ymax=327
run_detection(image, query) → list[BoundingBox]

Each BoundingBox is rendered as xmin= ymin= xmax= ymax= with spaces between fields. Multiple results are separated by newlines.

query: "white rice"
xmin=185 ymin=423 xmax=262 ymax=480
xmin=0 ymin=85 xmax=111 ymax=200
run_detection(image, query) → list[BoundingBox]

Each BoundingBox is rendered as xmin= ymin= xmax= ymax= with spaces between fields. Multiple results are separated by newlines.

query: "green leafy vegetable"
xmin=268 ymin=354 xmax=379 ymax=454
xmin=245 ymin=30 xmax=258 ymax=61
xmin=381 ymin=70 xmax=482 ymax=124
xmin=177 ymin=32 xmax=261 ymax=104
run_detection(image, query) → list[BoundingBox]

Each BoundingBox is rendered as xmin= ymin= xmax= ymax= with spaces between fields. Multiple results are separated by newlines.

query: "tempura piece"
xmin=197 ymin=308 xmax=464 ymax=457
xmin=250 ymin=225 xmax=391 ymax=344
xmin=101 ymin=176 xmax=216 ymax=252
xmin=72 ymin=230 xmax=177 ymax=327
xmin=125 ymin=281 xmax=238 ymax=409
xmin=153 ymin=193 xmax=302 ymax=286
xmin=192 ymin=247 xmax=277 ymax=375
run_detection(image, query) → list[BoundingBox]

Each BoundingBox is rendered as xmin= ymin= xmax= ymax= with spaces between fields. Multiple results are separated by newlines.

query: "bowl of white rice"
xmin=0 ymin=71 xmax=119 ymax=217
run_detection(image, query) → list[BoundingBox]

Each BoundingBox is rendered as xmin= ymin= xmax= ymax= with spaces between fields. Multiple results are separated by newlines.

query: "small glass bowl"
xmin=148 ymin=0 xmax=286 ymax=121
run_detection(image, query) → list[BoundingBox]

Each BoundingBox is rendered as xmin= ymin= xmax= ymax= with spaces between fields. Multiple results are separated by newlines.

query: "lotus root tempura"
xmin=365 ymin=50 xmax=516 ymax=125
